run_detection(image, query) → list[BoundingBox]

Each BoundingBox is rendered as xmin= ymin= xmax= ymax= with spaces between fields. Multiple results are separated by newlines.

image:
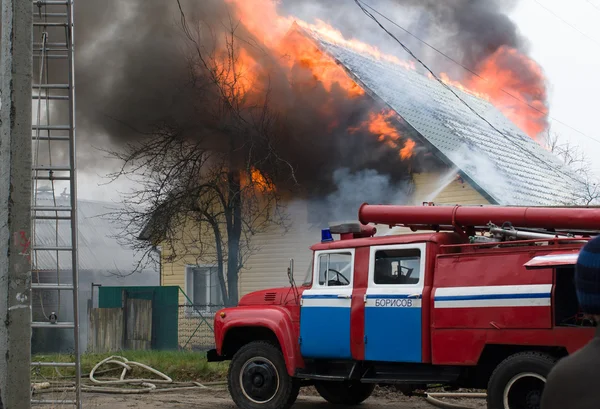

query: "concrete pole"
xmin=0 ymin=0 xmax=33 ymax=407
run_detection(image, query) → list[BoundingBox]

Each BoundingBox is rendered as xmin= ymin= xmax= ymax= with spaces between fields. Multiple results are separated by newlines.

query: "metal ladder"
xmin=30 ymin=0 xmax=81 ymax=407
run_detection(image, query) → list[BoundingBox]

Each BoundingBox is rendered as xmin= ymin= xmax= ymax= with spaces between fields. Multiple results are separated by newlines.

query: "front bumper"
xmin=206 ymin=348 xmax=226 ymax=362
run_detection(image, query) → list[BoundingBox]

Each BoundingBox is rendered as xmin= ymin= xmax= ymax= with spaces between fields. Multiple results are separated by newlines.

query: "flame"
xmin=223 ymin=0 xmax=368 ymax=98
xmin=279 ymin=30 xmax=365 ymax=97
xmin=349 ymin=109 xmax=415 ymax=159
xmin=294 ymin=19 xmax=417 ymax=71
xmin=215 ymin=46 xmax=260 ymax=99
xmin=217 ymin=0 xmax=547 ymax=153
xmin=438 ymin=46 xmax=549 ymax=139
xmin=241 ymin=167 xmax=275 ymax=193
xmin=400 ymin=139 xmax=416 ymax=160
xmin=251 ymin=168 xmax=274 ymax=192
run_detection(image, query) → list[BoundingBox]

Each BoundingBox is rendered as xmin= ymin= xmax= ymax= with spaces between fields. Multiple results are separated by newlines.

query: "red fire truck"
xmin=207 ymin=204 xmax=599 ymax=409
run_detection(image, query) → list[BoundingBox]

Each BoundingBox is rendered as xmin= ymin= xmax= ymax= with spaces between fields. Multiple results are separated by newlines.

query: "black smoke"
xmin=416 ymin=0 xmax=523 ymax=68
xmin=280 ymin=0 xmax=524 ymax=75
xmin=39 ymin=0 xmax=530 ymax=197
xmin=65 ymin=0 xmax=423 ymax=197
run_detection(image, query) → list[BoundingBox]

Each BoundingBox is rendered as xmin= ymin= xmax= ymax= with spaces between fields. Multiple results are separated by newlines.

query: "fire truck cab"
xmin=207 ymin=204 xmax=599 ymax=409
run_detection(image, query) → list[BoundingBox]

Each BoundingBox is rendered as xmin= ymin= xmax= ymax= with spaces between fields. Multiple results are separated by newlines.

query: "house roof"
xmin=299 ymin=25 xmax=584 ymax=206
xmin=32 ymin=196 xmax=156 ymax=274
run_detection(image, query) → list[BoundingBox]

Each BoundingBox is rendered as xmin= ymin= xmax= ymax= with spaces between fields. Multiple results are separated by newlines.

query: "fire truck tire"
xmin=486 ymin=351 xmax=557 ymax=409
xmin=314 ymin=380 xmax=375 ymax=405
xmin=227 ymin=341 xmax=300 ymax=409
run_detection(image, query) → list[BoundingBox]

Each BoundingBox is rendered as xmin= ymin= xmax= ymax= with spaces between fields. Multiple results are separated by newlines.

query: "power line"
xmin=359 ymin=0 xmax=600 ymax=148
xmin=353 ymin=0 xmax=583 ymax=186
xmin=532 ymin=0 xmax=600 ymax=48
xmin=587 ymin=0 xmax=600 ymax=11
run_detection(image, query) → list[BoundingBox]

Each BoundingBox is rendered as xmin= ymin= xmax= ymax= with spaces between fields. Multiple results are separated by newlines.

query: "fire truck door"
xmin=299 ymin=249 xmax=355 ymax=359
xmin=364 ymin=243 xmax=426 ymax=363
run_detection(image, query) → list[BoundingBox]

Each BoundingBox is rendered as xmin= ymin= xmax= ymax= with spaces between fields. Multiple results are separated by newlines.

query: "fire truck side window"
xmin=318 ymin=252 xmax=352 ymax=286
xmin=374 ymin=248 xmax=421 ymax=285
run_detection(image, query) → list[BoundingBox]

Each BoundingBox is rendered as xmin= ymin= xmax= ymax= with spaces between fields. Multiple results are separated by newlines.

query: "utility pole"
xmin=0 ymin=0 xmax=33 ymax=407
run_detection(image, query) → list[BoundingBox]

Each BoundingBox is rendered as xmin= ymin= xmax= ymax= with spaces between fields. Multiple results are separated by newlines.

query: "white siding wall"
xmin=238 ymin=201 xmax=321 ymax=297
xmin=161 ymin=170 xmax=492 ymax=301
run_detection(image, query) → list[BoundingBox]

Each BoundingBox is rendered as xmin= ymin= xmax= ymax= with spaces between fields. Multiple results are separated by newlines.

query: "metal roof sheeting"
xmin=304 ymin=29 xmax=584 ymax=206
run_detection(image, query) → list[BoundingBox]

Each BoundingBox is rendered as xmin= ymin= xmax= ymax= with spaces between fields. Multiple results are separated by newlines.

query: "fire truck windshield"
xmin=301 ymin=257 xmax=314 ymax=286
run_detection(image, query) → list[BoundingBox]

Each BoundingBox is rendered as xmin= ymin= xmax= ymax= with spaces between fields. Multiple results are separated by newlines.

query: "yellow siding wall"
xmin=227 ymin=172 xmax=491 ymax=296
xmin=412 ymin=171 xmax=491 ymax=205
xmin=160 ymin=170 xmax=491 ymax=303
xmin=374 ymin=171 xmax=491 ymax=236
xmin=159 ymin=217 xmax=222 ymax=306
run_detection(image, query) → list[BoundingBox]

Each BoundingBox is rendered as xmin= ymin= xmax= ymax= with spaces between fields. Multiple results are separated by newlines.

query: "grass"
xmin=31 ymin=350 xmax=229 ymax=383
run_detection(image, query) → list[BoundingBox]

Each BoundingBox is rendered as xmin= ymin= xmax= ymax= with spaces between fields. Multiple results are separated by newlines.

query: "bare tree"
xmin=544 ymin=129 xmax=600 ymax=206
xmin=104 ymin=6 xmax=297 ymax=306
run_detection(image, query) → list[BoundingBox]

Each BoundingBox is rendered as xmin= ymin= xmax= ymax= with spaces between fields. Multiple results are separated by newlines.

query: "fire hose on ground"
xmin=32 ymin=355 xmax=487 ymax=407
xmin=424 ymin=391 xmax=487 ymax=409
xmin=31 ymin=355 xmax=228 ymax=396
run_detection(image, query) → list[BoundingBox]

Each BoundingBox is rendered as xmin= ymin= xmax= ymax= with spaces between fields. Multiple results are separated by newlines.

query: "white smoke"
xmin=446 ymin=143 xmax=518 ymax=204
xmin=306 ymin=167 xmax=413 ymax=227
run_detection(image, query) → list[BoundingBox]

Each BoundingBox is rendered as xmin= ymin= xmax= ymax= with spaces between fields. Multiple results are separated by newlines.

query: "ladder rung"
xmin=31 ymin=135 xmax=70 ymax=141
xmin=34 ymin=215 xmax=72 ymax=220
xmin=34 ymin=12 xmax=68 ymax=17
xmin=34 ymin=42 xmax=67 ymax=47
xmin=31 ymin=283 xmax=74 ymax=291
xmin=35 ymin=47 xmax=69 ymax=52
xmin=33 ymin=165 xmax=71 ymax=172
xmin=33 ymin=54 xmax=69 ymax=59
xmin=33 ymin=95 xmax=69 ymax=100
xmin=33 ymin=0 xmax=69 ymax=4
xmin=32 ymin=246 xmax=72 ymax=251
xmin=34 ymin=175 xmax=72 ymax=181
xmin=33 ymin=22 xmax=68 ymax=27
xmin=31 ymin=322 xmax=75 ymax=329
xmin=33 ymin=206 xmax=72 ymax=212
xmin=33 ymin=84 xmax=69 ymax=89
xmin=31 ymin=400 xmax=76 ymax=405
xmin=31 ymin=361 xmax=76 ymax=367
xmin=32 ymin=124 xmax=70 ymax=131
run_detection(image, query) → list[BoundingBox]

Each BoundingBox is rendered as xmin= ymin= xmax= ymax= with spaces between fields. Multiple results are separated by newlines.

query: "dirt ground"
xmin=39 ymin=386 xmax=487 ymax=409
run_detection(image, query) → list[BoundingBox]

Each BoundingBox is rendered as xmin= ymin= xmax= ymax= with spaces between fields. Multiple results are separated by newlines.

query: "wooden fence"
xmin=88 ymin=298 xmax=152 ymax=353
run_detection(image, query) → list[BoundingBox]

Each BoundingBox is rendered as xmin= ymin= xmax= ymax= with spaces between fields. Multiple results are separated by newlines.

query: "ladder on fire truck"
xmin=30 ymin=0 xmax=81 ymax=407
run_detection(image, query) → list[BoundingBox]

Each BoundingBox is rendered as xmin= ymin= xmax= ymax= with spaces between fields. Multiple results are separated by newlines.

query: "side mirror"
xmin=288 ymin=258 xmax=294 ymax=283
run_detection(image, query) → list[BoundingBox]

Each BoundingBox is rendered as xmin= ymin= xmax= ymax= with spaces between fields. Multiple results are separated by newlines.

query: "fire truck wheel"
xmin=486 ymin=351 xmax=557 ymax=409
xmin=227 ymin=341 xmax=300 ymax=409
xmin=314 ymin=380 xmax=375 ymax=405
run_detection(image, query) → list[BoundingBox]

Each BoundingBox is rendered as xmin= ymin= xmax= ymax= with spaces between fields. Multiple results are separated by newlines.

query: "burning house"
xmin=133 ymin=7 xmax=584 ymax=349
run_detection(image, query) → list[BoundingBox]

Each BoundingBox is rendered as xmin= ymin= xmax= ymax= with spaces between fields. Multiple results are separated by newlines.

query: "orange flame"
xmin=279 ymin=29 xmax=365 ymax=97
xmin=220 ymin=0 xmax=547 ymax=147
xmin=223 ymin=0 xmax=368 ymax=99
xmin=241 ymin=168 xmax=275 ymax=193
xmin=349 ymin=109 xmax=415 ymax=159
xmin=251 ymin=168 xmax=274 ymax=192
xmin=438 ymin=46 xmax=548 ymax=139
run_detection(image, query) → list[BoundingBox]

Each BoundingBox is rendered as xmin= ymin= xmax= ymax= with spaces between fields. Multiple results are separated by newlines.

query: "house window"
xmin=185 ymin=265 xmax=223 ymax=315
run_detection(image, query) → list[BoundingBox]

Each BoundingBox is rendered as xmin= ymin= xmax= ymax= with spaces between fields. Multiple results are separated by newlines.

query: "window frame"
xmin=368 ymin=243 xmax=426 ymax=290
xmin=311 ymin=248 xmax=356 ymax=289
xmin=184 ymin=264 xmax=223 ymax=317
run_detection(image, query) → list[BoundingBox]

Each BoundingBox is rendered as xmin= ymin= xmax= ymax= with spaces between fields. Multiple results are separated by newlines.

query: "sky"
xmin=510 ymin=0 xmax=600 ymax=175
xmin=73 ymin=0 xmax=600 ymax=201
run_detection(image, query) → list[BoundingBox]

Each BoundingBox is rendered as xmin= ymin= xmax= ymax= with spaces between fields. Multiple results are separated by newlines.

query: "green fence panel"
xmin=98 ymin=286 xmax=179 ymax=350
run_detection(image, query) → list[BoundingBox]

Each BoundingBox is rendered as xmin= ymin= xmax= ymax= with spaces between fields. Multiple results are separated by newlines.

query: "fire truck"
xmin=207 ymin=204 xmax=599 ymax=409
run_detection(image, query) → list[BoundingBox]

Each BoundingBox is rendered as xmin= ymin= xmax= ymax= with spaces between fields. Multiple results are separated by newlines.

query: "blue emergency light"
xmin=321 ymin=228 xmax=334 ymax=242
